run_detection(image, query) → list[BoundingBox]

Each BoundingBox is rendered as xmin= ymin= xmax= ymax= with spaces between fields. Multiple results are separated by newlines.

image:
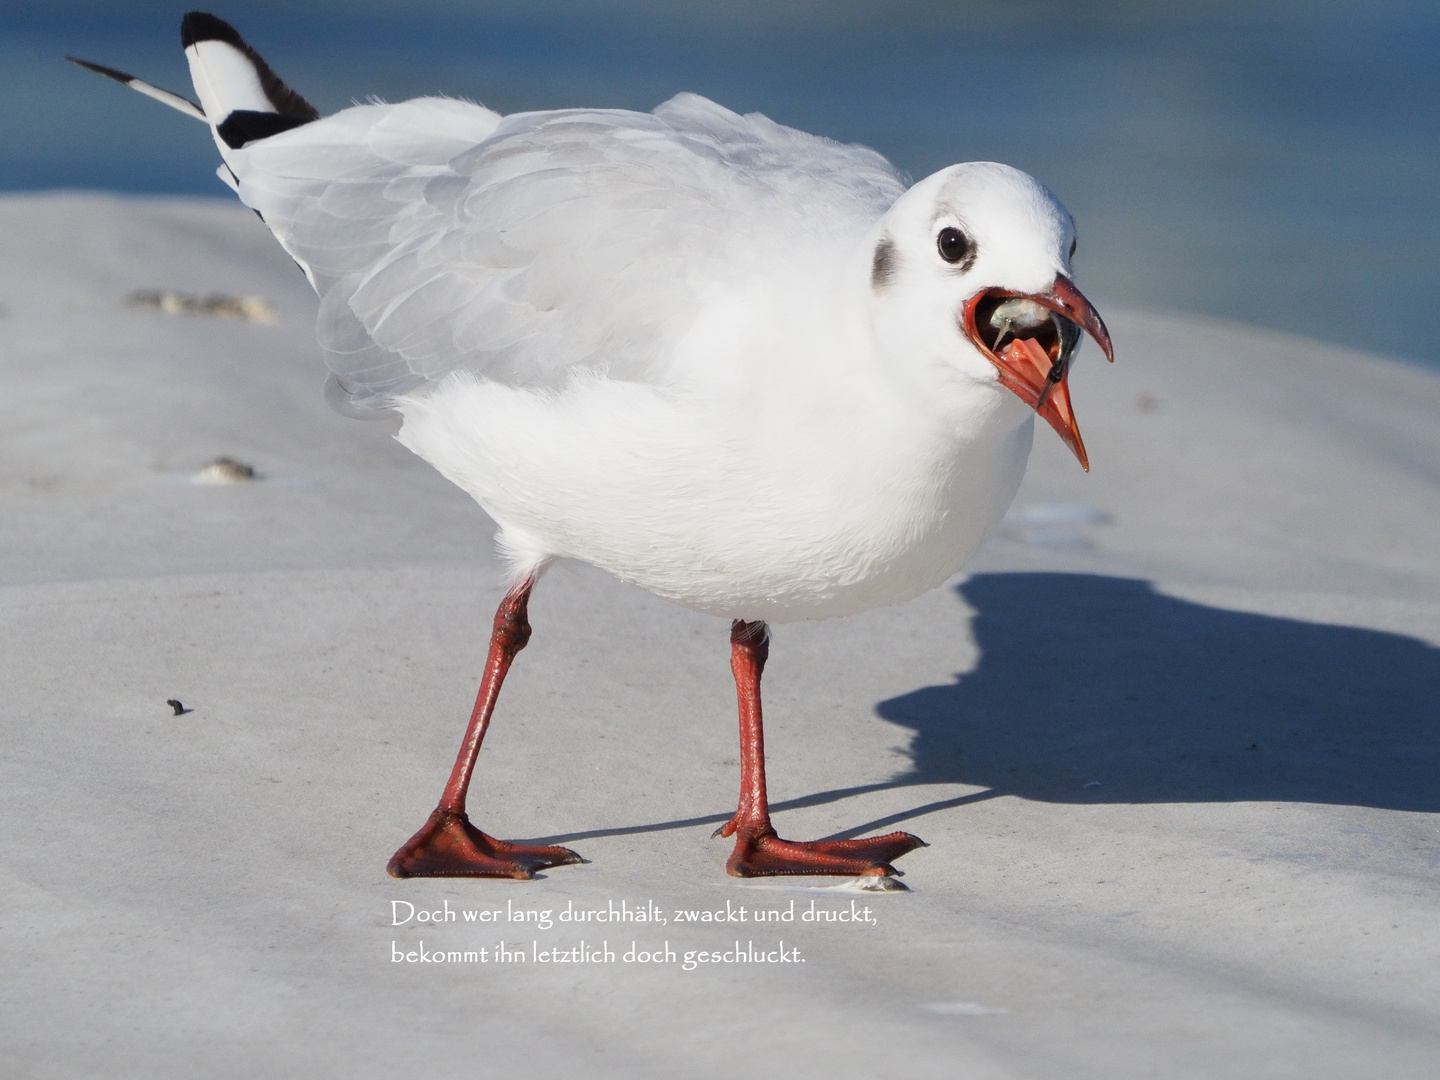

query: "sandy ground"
xmin=2 ymin=192 xmax=1437 ymax=1079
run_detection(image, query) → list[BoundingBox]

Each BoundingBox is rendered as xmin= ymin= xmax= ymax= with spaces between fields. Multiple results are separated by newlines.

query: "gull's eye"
xmin=936 ymin=226 xmax=973 ymax=265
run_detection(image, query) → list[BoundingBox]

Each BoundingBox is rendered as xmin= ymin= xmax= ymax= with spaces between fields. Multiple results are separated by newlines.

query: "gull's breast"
xmin=398 ymin=370 xmax=1035 ymax=622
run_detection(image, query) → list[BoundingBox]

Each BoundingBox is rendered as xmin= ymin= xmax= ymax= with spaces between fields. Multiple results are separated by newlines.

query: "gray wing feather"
xmin=227 ymin=93 xmax=906 ymax=412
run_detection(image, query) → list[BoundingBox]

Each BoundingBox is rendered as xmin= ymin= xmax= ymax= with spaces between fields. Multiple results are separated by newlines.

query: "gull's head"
xmin=867 ymin=162 xmax=1113 ymax=470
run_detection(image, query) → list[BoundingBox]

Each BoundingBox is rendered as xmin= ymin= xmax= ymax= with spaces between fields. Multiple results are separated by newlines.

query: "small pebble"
xmin=125 ymin=289 xmax=276 ymax=323
xmin=195 ymin=457 xmax=256 ymax=484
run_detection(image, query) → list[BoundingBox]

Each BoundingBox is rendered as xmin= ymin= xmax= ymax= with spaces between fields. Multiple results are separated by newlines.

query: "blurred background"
xmin=4 ymin=0 xmax=1437 ymax=368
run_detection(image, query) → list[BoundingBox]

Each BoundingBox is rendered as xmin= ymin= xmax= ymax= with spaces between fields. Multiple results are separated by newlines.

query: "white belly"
xmin=397 ymin=372 xmax=1034 ymax=622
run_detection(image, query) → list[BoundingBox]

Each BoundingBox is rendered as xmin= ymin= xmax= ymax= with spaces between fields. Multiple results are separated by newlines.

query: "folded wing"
xmin=224 ymin=92 xmax=906 ymax=412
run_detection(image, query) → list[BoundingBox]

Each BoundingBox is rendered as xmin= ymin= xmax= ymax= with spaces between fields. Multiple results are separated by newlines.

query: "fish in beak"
xmin=961 ymin=276 xmax=1114 ymax=471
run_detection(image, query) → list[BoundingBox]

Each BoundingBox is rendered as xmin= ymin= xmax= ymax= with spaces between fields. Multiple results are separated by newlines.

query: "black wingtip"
xmin=66 ymin=56 xmax=136 ymax=85
xmin=181 ymin=11 xmax=245 ymax=50
xmin=179 ymin=10 xmax=321 ymax=123
xmin=216 ymin=110 xmax=311 ymax=149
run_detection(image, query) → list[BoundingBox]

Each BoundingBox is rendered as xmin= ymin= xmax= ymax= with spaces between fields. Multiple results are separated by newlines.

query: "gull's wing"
xmin=225 ymin=92 xmax=906 ymax=412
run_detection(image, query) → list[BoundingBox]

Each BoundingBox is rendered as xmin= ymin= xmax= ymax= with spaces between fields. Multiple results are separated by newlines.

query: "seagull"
xmin=72 ymin=12 xmax=1113 ymax=881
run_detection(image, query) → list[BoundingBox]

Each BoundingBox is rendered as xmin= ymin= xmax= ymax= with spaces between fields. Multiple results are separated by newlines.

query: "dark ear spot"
xmin=871 ymin=236 xmax=898 ymax=292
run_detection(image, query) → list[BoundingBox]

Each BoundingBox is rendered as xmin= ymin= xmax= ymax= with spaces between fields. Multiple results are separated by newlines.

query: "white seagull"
xmin=73 ymin=12 xmax=1113 ymax=881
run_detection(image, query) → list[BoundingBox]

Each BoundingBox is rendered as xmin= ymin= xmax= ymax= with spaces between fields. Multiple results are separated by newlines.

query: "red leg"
xmin=715 ymin=620 xmax=926 ymax=877
xmin=388 ymin=578 xmax=582 ymax=879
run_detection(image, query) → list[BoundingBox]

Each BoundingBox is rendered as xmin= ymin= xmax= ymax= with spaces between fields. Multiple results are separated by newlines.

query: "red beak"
xmin=961 ymin=275 xmax=1114 ymax=471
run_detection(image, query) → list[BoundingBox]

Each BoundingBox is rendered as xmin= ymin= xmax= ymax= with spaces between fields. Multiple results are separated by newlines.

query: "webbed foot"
xmin=388 ymin=809 xmax=583 ymax=879
xmin=717 ymin=823 xmax=925 ymax=878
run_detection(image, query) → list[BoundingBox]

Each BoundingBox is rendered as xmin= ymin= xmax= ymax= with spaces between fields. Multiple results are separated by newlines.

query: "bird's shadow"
xmin=869 ymin=573 xmax=1439 ymax=822
xmin=527 ymin=573 xmax=1440 ymax=845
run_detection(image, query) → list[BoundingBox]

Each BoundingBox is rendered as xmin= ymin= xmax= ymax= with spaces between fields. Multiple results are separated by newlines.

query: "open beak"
xmin=961 ymin=275 xmax=1114 ymax=471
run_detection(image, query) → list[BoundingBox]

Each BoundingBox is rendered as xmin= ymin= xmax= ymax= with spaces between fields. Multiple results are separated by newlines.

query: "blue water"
xmin=5 ymin=1 xmax=1438 ymax=367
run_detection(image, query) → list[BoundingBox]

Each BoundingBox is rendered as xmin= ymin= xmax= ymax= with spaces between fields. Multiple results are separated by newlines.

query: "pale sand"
xmin=2 ymin=192 xmax=1437 ymax=1078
